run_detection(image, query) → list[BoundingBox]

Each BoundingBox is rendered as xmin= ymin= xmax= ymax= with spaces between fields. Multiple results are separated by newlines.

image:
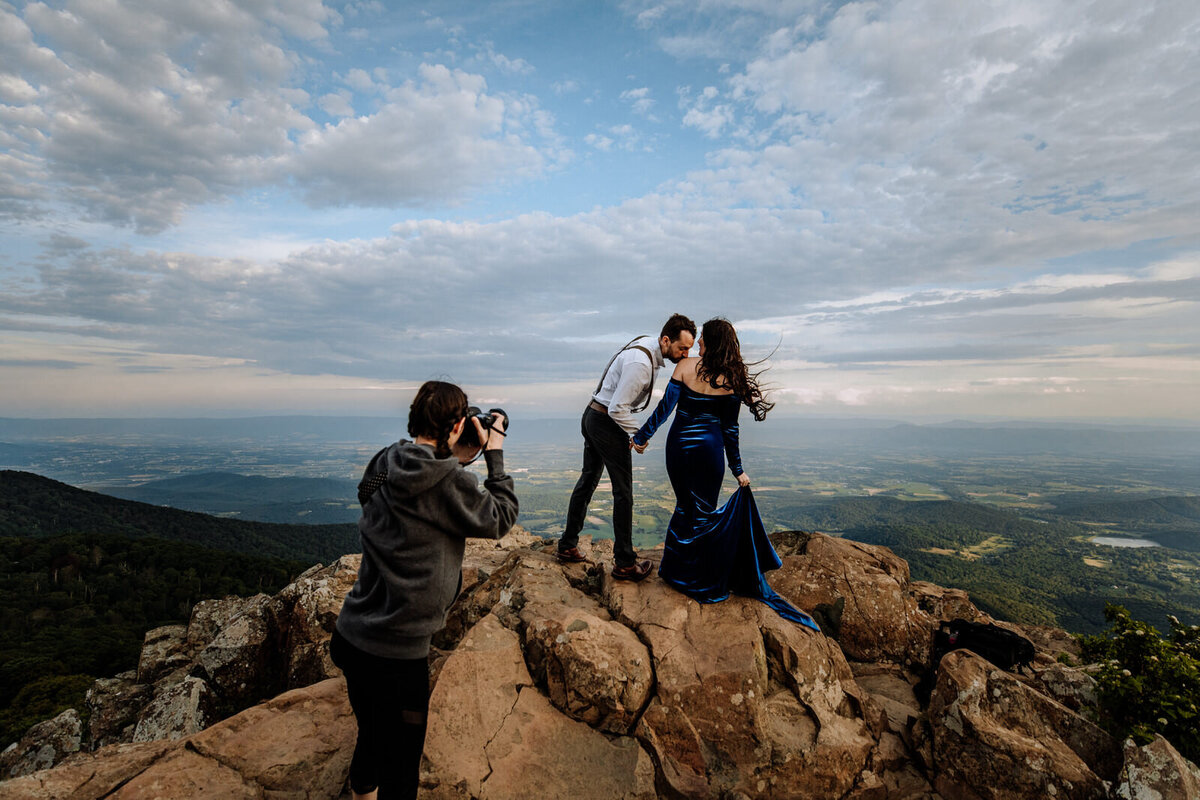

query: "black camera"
xmin=458 ymin=406 xmax=508 ymax=449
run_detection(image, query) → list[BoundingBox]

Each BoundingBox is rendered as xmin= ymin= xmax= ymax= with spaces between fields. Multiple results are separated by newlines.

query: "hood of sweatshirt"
xmin=382 ymin=440 xmax=461 ymax=498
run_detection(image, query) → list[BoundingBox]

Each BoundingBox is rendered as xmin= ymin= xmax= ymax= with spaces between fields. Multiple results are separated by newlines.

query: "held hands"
xmin=631 ymin=438 xmax=648 ymax=454
xmin=737 ymin=472 xmax=751 ymax=488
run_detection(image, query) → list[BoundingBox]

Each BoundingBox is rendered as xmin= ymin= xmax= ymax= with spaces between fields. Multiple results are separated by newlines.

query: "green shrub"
xmin=1079 ymin=604 xmax=1200 ymax=762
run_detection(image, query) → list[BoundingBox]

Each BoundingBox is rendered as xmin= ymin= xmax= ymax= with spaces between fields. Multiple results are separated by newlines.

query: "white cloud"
xmin=0 ymin=74 xmax=38 ymax=103
xmin=682 ymin=104 xmax=734 ymax=138
xmin=715 ymin=0 xmax=1200 ymax=249
xmin=585 ymin=133 xmax=613 ymax=151
xmin=0 ymin=1 xmax=322 ymax=231
xmin=620 ymin=86 xmax=655 ymax=117
xmin=636 ymin=5 xmax=667 ymax=28
xmin=342 ymin=68 xmax=379 ymax=93
xmin=477 ymin=42 xmax=534 ymax=75
xmin=0 ymin=4 xmax=559 ymax=231
xmin=318 ymin=91 xmax=355 ymax=117
xmin=2 ymin=1 xmax=1199 ymax=420
xmin=289 ymin=64 xmax=548 ymax=207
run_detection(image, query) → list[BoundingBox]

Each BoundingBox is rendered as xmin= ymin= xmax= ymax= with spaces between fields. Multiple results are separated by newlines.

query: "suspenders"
xmin=593 ymin=336 xmax=657 ymax=413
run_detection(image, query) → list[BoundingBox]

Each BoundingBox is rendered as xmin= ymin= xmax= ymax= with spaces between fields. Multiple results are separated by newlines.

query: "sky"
xmin=1 ymin=0 xmax=1198 ymax=422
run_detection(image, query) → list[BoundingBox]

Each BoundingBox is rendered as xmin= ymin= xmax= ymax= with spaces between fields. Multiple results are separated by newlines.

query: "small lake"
xmin=1091 ymin=536 xmax=1161 ymax=549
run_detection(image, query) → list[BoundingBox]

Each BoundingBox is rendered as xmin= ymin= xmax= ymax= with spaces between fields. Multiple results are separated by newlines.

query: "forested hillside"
xmin=1050 ymin=495 xmax=1200 ymax=552
xmin=0 ymin=470 xmax=363 ymax=746
xmin=0 ymin=470 xmax=358 ymax=564
xmin=760 ymin=495 xmax=1200 ymax=634
xmin=0 ymin=531 xmax=309 ymax=746
xmin=1056 ymin=495 xmax=1200 ymax=523
xmin=98 ymin=472 xmax=361 ymax=525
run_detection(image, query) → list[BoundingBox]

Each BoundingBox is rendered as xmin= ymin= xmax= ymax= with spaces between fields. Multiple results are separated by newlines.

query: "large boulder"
xmin=1031 ymin=661 xmax=1098 ymax=713
xmin=605 ymin=552 xmax=879 ymax=799
xmin=422 ymin=612 xmax=655 ymax=799
xmin=270 ymin=555 xmax=360 ymax=689
xmin=0 ymin=678 xmax=353 ymax=800
xmin=0 ymin=741 xmax=173 ymax=800
xmin=194 ymin=592 xmax=279 ymax=713
xmin=1115 ymin=734 xmax=1200 ymax=800
xmin=133 ymin=675 xmax=215 ymax=743
xmin=423 ymin=613 xmax=534 ymax=795
xmin=135 ymin=625 xmax=190 ymax=684
xmin=501 ymin=550 xmax=653 ymax=733
xmin=187 ymin=594 xmax=265 ymax=651
xmin=768 ymin=531 xmax=951 ymax=666
xmin=910 ymin=581 xmax=987 ymax=624
xmin=86 ymin=671 xmax=154 ymax=748
xmin=176 ymin=676 xmax=355 ymax=798
xmin=928 ymin=650 xmax=1121 ymax=799
xmin=852 ymin=662 xmax=921 ymax=736
xmin=0 ymin=708 xmax=82 ymax=778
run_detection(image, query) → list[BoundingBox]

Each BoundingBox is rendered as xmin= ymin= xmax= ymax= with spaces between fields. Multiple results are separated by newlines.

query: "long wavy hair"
xmin=407 ymin=380 xmax=470 ymax=458
xmin=696 ymin=317 xmax=774 ymax=421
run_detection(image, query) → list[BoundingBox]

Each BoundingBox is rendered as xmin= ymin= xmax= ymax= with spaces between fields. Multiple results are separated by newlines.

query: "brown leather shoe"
xmin=556 ymin=546 xmax=588 ymax=563
xmin=611 ymin=560 xmax=652 ymax=582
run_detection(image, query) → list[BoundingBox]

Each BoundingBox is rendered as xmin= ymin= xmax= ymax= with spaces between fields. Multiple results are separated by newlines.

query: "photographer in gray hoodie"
xmin=332 ymin=380 xmax=518 ymax=800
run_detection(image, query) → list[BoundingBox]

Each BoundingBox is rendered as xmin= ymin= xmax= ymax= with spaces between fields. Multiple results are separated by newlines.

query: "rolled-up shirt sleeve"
xmin=608 ymin=356 xmax=653 ymax=434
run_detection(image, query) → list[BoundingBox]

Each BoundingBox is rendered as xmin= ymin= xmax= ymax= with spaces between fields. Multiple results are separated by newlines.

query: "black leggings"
xmin=330 ymin=629 xmax=430 ymax=800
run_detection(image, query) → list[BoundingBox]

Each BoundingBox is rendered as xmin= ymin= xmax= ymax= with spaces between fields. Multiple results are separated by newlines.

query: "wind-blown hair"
xmin=696 ymin=317 xmax=774 ymax=421
xmin=407 ymin=381 xmax=470 ymax=458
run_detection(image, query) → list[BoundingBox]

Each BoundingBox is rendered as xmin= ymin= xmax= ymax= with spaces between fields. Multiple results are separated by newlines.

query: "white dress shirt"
xmin=593 ymin=336 xmax=665 ymax=434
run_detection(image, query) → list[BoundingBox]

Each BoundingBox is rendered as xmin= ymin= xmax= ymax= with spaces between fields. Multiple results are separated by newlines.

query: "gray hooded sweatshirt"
xmin=336 ymin=440 xmax=518 ymax=659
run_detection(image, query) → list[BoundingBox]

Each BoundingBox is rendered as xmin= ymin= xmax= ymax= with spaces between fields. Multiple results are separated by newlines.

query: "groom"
xmin=557 ymin=313 xmax=696 ymax=581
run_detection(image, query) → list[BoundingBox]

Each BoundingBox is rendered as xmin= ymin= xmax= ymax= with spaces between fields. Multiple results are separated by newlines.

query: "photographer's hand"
xmin=482 ymin=412 xmax=507 ymax=451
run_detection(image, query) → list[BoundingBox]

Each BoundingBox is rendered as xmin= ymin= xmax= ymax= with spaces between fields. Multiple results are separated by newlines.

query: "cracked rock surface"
xmin=0 ymin=678 xmax=352 ymax=799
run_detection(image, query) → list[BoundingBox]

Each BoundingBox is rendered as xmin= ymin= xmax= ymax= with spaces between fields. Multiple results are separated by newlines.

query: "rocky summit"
xmin=2 ymin=527 xmax=1198 ymax=799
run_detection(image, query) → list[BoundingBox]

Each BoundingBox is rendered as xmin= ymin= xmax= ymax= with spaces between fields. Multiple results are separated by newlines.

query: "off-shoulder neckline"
xmin=669 ymin=377 xmax=736 ymax=398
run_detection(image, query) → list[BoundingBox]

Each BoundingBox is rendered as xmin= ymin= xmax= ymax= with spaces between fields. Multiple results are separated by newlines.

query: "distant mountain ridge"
xmin=761 ymin=495 xmax=1030 ymax=534
xmin=97 ymin=471 xmax=360 ymax=524
xmin=0 ymin=470 xmax=358 ymax=564
xmin=1056 ymin=495 xmax=1200 ymax=524
xmin=5 ymin=415 xmax=1200 ymax=454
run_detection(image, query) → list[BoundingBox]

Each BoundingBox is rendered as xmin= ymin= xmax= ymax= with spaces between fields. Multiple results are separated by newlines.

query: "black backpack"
xmin=933 ymin=618 xmax=1035 ymax=671
xmin=916 ymin=618 xmax=1036 ymax=703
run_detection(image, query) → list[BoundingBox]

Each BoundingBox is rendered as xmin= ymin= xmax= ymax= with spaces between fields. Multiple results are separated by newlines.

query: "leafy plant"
xmin=1079 ymin=604 xmax=1200 ymax=762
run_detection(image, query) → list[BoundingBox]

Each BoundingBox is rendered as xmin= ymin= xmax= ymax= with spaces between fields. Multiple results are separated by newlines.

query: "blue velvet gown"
xmin=633 ymin=379 xmax=820 ymax=631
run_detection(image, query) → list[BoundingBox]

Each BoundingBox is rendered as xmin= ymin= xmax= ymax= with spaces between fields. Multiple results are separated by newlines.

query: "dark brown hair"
xmin=407 ymin=380 xmax=469 ymax=458
xmin=696 ymin=317 xmax=774 ymax=421
xmin=660 ymin=312 xmax=697 ymax=343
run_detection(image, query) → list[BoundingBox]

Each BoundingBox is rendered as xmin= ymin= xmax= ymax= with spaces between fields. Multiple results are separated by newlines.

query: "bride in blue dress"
xmin=632 ymin=318 xmax=820 ymax=632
